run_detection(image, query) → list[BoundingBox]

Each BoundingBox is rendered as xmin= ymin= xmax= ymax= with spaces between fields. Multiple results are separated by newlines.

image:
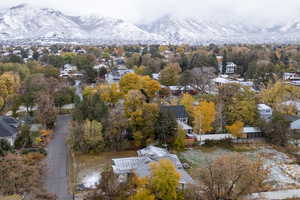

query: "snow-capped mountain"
xmin=139 ymin=14 xmax=300 ymax=44
xmin=0 ymin=4 xmax=162 ymax=43
xmin=1 ymin=4 xmax=300 ymax=44
xmin=0 ymin=4 xmax=86 ymax=39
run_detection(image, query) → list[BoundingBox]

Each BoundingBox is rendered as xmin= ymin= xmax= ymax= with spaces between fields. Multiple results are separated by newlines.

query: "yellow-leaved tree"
xmin=119 ymin=73 xmax=160 ymax=99
xmin=130 ymin=188 xmax=155 ymax=200
xmin=133 ymin=65 xmax=146 ymax=75
xmin=159 ymin=63 xmax=182 ymax=86
xmin=149 ymin=159 xmax=181 ymax=200
xmin=193 ymin=101 xmax=216 ymax=134
xmin=96 ymin=83 xmax=123 ymax=105
xmin=180 ymin=93 xmax=195 ymax=115
xmin=260 ymin=81 xmax=300 ymax=114
xmin=124 ymin=90 xmax=159 ymax=147
xmin=0 ymin=72 xmax=20 ymax=110
xmin=226 ymin=121 xmax=244 ymax=138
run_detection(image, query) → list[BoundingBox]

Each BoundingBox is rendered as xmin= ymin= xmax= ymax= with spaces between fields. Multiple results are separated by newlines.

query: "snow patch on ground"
xmin=82 ymin=172 xmax=101 ymax=189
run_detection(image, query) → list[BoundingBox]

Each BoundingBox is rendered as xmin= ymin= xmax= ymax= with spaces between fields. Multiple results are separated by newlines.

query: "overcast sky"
xmin=1 ymin=0 xmax=300 ymax=24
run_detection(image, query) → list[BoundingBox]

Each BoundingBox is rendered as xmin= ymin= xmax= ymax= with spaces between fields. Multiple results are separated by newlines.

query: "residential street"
xmin=44 ymin=115 xmax=73 ymax=200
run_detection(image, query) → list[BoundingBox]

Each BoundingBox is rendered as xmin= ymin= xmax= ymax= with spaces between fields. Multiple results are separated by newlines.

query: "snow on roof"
xmin=213 ymin=77 xmax=253 ymax=87
xmin=168 ymin=85 xmax=194 ymax=91
xmin=212 ymin=77 xmax=231 ymax=84
xmin=257 ymin=104 xmax=272 ymax=110
xmin=177 ymin=120 xmax=192 ymax=130
xmin=112 ymin=145 xmax=195 ymax=185
xmin=137 ymin=145 xmax=169 ymax=158
xmin=197 ymin=134 xmax=236 ymax=142
xmin=112 ymin=157 xmax=151 ymax=174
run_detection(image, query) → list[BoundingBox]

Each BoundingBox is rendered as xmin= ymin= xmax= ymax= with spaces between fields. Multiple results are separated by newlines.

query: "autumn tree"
xmin=226 ymin=121 xmax=244 ymax=138
xmin=130 ymin=188 xmax=155 ymax=200
xmin=133 ymin=65 xmax=146 ymax=75
xmin=219 ymin=83 xmax=258 ymax=125
xmin=83 ymin=120 xmax=104 ymax=152
xmin=96 ymin=83 xmax=123 ymax=106
xmin=119 ymin=73 xmax=161 ymax=100
xmin=149 ymin=159 xmax=181 ymax=200
xmin=36 ymin=93 xmax=58 ymax=129
xmin=0 ymin=72 xmax=20 ymax=111
xmin=173 ymin=127 xmax=186 ymax=151
xmin=69 ymin=120 xmax=104 ymax=153
xmin=159 ymin=63 xmax=182 ymax=86
xmin=72 ymin=93 xmax=108 ymax=122
xmin=104 ymin=104 xmax=129 ymax=151
xmin=0 ymin=154 xmax=55 ymax=199
xmin=193 ymin=101 xmax=216 ymax=134
xmin=198 ymin=153 xmax=268 ymax=200
xmin=159 ymin=45 xmax=168 ymax=53
xmin=124 ymin=90 xmax=159 ymax=147
xmin=260 ymin=81 xmax=300 ymax=114
xmin=126 ymin=53 xmax=141 ymax=68
xmin=260 ymin=111 xmax=291 ymax=146
xmin=180 ymin=93 xmax=195 ymax=115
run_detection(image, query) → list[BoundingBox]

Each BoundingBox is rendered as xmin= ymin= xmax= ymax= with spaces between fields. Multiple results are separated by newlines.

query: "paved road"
xmin=44 ymin=115 xmax=73 ymax=200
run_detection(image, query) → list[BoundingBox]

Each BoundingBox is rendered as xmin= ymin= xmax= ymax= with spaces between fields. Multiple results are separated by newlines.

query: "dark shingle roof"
xmin=160 ymin=105 xmax=188 ymax=119
xmin=0 ymin=116 xmax=18 ymax=137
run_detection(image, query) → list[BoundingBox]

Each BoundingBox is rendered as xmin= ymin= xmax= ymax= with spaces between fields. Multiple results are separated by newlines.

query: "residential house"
xmin=225 ymin=62 xmax=237 ymax=74
xmin=258 ymin=104 xmax=273 ymax=121
xmin=243 ymin=127 xmax=263 ymax=139
xmin=160 ymin=105 xmax=188 ymax=124
xmin=105 ymin=66 xmax=134 ymax=84
xmin=112 ymin=145 xmax=194 ymax=187
xmin=283 ymin=72 xmax=300 ymax=81
xmin=0 ymin=116 xmax=20 ymax=145
xmin=165 ymin=85 xmax=197 ymax=96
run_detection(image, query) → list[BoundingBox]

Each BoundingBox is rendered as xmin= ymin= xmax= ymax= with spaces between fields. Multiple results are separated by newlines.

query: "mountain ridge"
xmin=1 ymin=4 xmax=300 ymax=44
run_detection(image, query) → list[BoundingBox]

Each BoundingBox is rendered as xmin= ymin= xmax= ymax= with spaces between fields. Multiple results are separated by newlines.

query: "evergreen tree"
xmin=155 ymin=109 xmax=178 ymax=147
xmin=14 ymin=125 xmax=33 ymax=149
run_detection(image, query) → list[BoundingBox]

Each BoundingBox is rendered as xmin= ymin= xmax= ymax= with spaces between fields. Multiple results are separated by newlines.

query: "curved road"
xmin=44 ymin=115 xmax=73 ymax=200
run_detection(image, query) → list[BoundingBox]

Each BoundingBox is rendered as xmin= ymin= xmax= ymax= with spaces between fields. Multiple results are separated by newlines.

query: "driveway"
xmin=44 ymin=115 xmax=73 ymax=200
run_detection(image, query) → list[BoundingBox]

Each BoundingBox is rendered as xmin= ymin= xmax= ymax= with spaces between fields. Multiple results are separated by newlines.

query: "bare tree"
xmin=198 ymin=153 xmax=268 ymax=200
xmin=189 ymin=67 xmax=216 ymax=94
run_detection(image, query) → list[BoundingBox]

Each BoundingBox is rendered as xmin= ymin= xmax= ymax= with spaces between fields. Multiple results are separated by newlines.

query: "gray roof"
xmin=0 ymin=116 xmax=19 ymax=137
xmin=291 ymin=119 xmax=300 ymax=130
xmin=112 ymin=145 xmax=194 ymax=185
xmin=161 ymin=105 xmax=188 ymax=119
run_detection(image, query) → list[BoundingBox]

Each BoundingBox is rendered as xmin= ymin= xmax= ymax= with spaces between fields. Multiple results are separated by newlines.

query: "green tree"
xmin=155 ymin=108 xmax=178 ymax=147
xmin=159 ymin=63 xmax=182 ymax=86
xmin=14 ymin=125 xmax=33 ymax=149
xmin=72 ymin=94 xmax=108 ymax=122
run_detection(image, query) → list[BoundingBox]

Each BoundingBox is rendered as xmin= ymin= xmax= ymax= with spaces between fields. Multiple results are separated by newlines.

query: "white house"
xmin=257 ymin=104 xmax=272 ymax=121
xmin=225 ymin=62 xmax=237 ymax=74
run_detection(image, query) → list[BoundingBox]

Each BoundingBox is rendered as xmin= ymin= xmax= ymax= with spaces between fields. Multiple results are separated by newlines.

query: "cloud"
xmin=1 ymin=0 xmax=300 ymax=24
